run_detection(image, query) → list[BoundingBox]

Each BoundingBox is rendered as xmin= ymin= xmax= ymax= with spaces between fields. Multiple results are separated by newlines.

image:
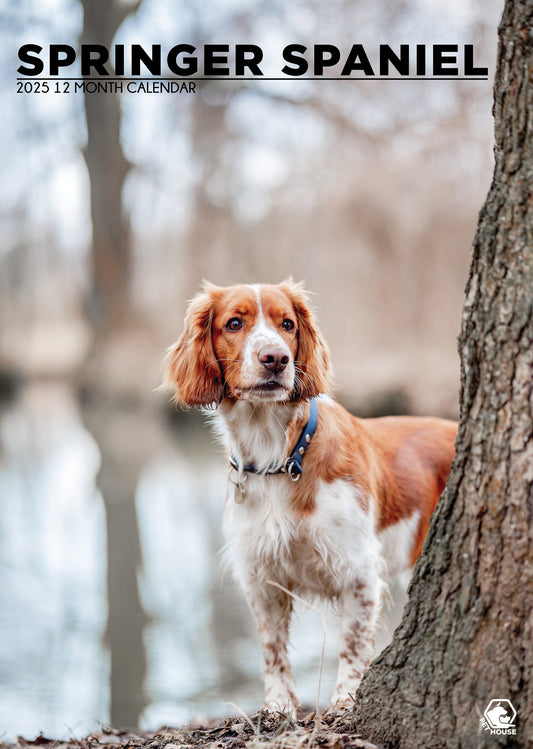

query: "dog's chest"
xmin=224 ymin=475 xmax=377 ymax=597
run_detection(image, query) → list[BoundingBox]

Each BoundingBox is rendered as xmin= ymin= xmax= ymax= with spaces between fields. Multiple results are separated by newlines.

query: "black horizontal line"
xmin=17 ymin=76 xmax=489 ymax=81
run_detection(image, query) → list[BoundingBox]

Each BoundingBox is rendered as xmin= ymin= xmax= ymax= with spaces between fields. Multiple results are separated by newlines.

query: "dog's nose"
xmin=258 ymin=347 xmax=290 ymax=373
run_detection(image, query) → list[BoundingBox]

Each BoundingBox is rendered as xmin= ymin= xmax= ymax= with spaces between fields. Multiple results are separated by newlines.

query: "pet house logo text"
xmin=480 ymin=699 xmax=517 ymax=736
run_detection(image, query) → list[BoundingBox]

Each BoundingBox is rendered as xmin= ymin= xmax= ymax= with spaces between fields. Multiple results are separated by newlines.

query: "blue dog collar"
xmin=229 ymin=397 xmax=318 ymax=482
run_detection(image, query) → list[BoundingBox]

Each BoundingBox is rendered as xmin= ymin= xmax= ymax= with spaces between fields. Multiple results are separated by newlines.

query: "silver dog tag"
xmin=228 ymin=465 xmax=247 ymax=503
xmin=234 ymin=482 xmax=246 ymax=503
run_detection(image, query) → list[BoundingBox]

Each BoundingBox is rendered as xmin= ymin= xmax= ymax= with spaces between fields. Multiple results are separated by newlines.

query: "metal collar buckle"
xmin=285 ymin=460 xmax=302 ymax=481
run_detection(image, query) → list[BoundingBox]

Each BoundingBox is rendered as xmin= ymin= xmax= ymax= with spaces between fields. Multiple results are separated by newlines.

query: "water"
xmin=0 ymin=383 xmax=405 ymax=741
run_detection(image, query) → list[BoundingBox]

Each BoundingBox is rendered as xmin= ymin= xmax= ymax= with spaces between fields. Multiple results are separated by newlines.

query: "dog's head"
xmin=164 ymin=280 xmax=331 ymax=407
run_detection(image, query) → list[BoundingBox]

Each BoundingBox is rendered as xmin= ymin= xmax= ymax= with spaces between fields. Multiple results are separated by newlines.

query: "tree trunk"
xmin=353 ymin=1 xmax=533 ymax=747
xmin=78 ymin=0 xmax=152 ymax=729
xmin=80 ymin=0 xmax=140 ymax=326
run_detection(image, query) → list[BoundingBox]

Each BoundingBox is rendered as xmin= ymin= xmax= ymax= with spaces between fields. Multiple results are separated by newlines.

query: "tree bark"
xmin=353 ymin=1 xmax=533 ymax=747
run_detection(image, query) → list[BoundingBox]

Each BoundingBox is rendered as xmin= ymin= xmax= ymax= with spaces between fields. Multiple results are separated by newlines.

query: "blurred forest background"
xmin=1 ymin=0 xmax=501 ymax=741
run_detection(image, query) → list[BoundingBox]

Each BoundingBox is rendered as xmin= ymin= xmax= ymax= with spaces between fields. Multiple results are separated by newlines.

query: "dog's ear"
xmin=163 ymin=283 xmax=224 ymax=407
xmin=280 ymin=279 xmax=332 ymax=398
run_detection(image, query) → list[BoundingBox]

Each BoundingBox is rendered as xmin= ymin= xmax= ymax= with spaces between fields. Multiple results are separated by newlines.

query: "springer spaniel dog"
xmin=164 ymin=280 xmax=457 ymax=715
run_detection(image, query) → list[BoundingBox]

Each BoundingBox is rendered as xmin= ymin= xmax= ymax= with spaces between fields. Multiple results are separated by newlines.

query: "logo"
xmin=480 ymin=699 xmax=517 ymax=735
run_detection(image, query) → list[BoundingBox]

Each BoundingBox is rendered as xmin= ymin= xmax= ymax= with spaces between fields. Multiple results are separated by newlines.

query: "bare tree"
xmin=80 ymin=0 xmax=140 ymax=325
xmin=78 ymin=0 xmax=150 ymax=730
xmin=353 ymin=1 xmax=533 ymax=746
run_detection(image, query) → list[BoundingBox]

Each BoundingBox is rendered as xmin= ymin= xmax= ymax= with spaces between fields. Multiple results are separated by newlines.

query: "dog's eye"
xmin=282 ymin=319 xmax=295 ymax=331
xmin=226 ymin=317 xmax=243 ymax=331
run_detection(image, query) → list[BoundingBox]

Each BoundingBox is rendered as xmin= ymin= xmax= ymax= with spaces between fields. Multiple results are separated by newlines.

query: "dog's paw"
xmin=326 ymin=696 xmax=355 ymax=714
xmin=262 ymin=698 xmax=298 ymax=720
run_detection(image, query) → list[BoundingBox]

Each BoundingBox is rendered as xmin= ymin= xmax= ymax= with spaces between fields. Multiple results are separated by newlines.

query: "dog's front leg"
xmin=246 ymin=584 xmax=298 ymax=717
xmin=328 ymin=579 xmax=381 ymax=711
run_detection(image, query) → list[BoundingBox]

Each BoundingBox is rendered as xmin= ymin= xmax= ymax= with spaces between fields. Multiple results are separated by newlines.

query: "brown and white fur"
xmin=164 ymin=280 xmax=457 ymax=715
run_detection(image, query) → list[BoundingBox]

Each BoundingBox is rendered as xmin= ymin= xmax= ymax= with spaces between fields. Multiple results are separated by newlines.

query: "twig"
xmin=223 ymin=701 xmax=259 ymax=734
